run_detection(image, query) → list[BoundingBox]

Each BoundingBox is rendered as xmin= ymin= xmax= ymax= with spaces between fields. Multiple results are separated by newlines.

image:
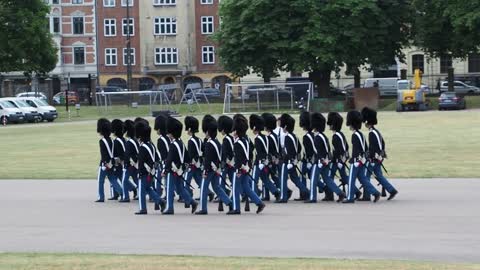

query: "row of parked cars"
xmin=0 ymin=97 xmax=58 ymax=125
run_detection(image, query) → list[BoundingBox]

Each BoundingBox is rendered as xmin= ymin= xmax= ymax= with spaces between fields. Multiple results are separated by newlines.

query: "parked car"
xmin=439 ymin=81 xmax=480 ymax=94
xmin=16 ymin=91 xmax=48 ymax=101
xmin=0 ymin=98 xmax=42 ymax=123
xmin=20 ymin=97 xmax=58 ymax=122
xmin=0 ymin=100 xmax=25 ymax=124
xmin=364 ymin=78 xmax=399 ymax=96
xmin=438 ymin=92 xmax=466 ymax=110
xmin=184 ymin=88 xmax=223 ymax=102
xmin=53 ymin=91 xmax=80 ymax=105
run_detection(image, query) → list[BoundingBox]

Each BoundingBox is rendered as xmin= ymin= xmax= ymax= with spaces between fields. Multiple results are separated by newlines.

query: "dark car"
xmin=438 ymin=92 xmax=466 ymax=110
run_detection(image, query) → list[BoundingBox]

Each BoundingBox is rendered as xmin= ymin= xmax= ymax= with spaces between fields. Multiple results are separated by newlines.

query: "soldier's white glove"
xmin=293 ymin=159 xmax=298 ymax=166
xmin=259 ymin=164 xmax=265 ymax=170
xmin=211 ymin=162 xmax=218 ymax=172
xmin=101 ymin=166 xmax=107 ymax=171
xmin=317 ymin=161 xmax=323 ymax=169
xmin=337 ymin=162 xmax=343 ymax=169
xmin=354 ymin=162 xmax=360 ymax=168
xmin=172 ymin=163 xmax=183 ymax=176
xmin=306 ymin=163 xmax=312 ymax=170
xmin=375 ymin=153 xmax=384 ymax=162
xmin=287 ymin=163 xmax=293 ymax=170
xmin=241 ymin=164 xmax=250 ymax=173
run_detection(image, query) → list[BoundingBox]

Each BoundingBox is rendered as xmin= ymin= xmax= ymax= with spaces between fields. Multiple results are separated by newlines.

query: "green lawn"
xmin=0 ymin=253 xmax=478 ymax=270
xmin=0 ymin=110 xmax=479 ymax=179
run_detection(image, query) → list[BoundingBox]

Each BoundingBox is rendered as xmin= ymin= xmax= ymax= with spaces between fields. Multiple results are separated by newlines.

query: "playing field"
xmin=0 ymin=110 xmax=478 ymax=179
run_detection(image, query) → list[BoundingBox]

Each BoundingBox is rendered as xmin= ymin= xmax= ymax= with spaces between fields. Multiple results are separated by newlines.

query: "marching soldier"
xmin=218 ymin=115 xmax=235 ymax=194
xmin=154 ymin=113 xmax=170 ymax=197
xmin=277 ymin=114 xmax=309 ymax=203
xmin=299 ymin=112 xmax=315 ymax=201
xmin=119 ymin=120 xmax=139 ymax=202
xmin=111 ymin=119 xmax=126 ymax=200
xmin=307 ymin=113 xmax=346 ymax=203
xmin=184 ymin=116 xmax=203 ymax=197
xmin=250 ymin=114 xmax=280 ymax=201
xmin=134 ymin=121 xmax=166 ymax=215
xmin=343 ymin=111 xmax=381 ymax=203
xmin=361 ymin=107 xmax=398 ymax=200
xmin=196 ymin=117 xmax=233 ymax=215
xmin=327 ymin=112 xmax=361 ymax=200
xmin=162 ymin=117 xmax=198 ymax=215
xmin=95 ymin=118 xmax=124 ymax=202
xmin=227 ymin=114 xmax=266 ymax=215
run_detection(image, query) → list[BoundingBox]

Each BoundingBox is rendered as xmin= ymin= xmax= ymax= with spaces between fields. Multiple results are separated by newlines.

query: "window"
xmin=72 ymin=17 xmax=84 ymax=34
xmin=72 ymin=0 xmax=84 ymax=4
xmin=468 ymin=53 xmax=480 ymax=73
xmin=411 ymin=54 xmax=424 ymax=74
xmin=154 ymin=17 xmax=177 ymax=35
xmin=153 ymin=0 xmax=176 ymax=5
xmin=122 ymin=18 xmax=134 ymax=36
xmin=52 ymin=17 xmax=60 ymax=33
xmin=105 ymin=48 xmax=117 ymax=66
xmin=155 ymin=48 xmax=178 ymax=65
xmin=104 ymin=19 xmax=116 ymax=36
xmin=73 ymin=47 xmax=85 ymax=65
xmin=103 ymin=0 xmax=115 ymax=7
xmin=201 ymin=16 xmax=214 ymax=34
xmin=123 ymin=48 xmax=136 ymax=65
xmin=52 ymin=0 xmax=59 ymax=4
xmin=121 ymin=0 xmax=133 ymax=6
xmin=202 ymin=46 xmax=215 ymax=64
xmin=440 ymin=55 xmax=452 ymax=74
xmin=201 ymin=0 xmax=213 ymax=4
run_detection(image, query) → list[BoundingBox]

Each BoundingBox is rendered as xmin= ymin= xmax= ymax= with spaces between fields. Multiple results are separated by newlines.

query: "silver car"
xmin=440 ymin=81 xmax=480 ymax=94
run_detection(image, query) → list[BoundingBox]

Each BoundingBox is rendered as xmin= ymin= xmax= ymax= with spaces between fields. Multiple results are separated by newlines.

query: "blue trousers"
xmin=200 ymin=172 xmax=232 ymax=211
xmin=186 ymin=168 xmax=213 ymax=197
xmin=97 ymin=166 xmax=123 ymax=201
xmin=231 ymin=172 xmax=262 ymax=211
xmin=138 ymin=175 xmax=162 ymax=212
xmin=279 ymin=164 xmax=309 ymax=201
xmin=347 ymin=164 xmax=380 ymax=201
xmin=330 ymin=163 xmax=359 ymax=194
xmin=155 ymin=164 xmax=164 ymax=197
xmin=164 ymin=173 xmax=195 ymax=212
xmin=122 ymin=167 xmax=138 ymax=200
xmin=300 ymin=162 xmax=310 ymax=188
xmin=221 ymin=166 xmax=235 ymax=194
xmin=309 ymin=165 xmax=326 ymax=201
xmin=253 ymin=164 xmax=279 ymax=198
xmin=367 ymin=161 xmax=396 ymax=193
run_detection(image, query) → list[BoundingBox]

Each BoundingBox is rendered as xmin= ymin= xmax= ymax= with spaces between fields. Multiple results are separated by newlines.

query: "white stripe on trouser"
xmin=138 ymin=178 xmax=142 ymax=210
xmin=280 ymin=164 xmax=285 ymax=200
xmin=116 ymin=176 xmax=122 ymax=194
xmin=122 ymin=170 xmax=127 ymax=198
xmin=200 ymin=178 xmax=205 ymax=210
xmin=97 ymin=167 xmax=101 ymax=200
xmin=310 ymin=166 xmax=317 ymax=200
xmin=252 ymin=166 xmax=256 ymax=191
xmin=348 ymin=165 xmax=354 ymax=200
xmin=232 ymin=174 xmax=237 ymax=210
xmin=166 ymin=174 xmax=171 ymax=211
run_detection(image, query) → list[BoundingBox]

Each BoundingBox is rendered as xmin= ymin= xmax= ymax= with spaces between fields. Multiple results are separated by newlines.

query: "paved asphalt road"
xmin=0 ymin=179 xmax=479 ymax=263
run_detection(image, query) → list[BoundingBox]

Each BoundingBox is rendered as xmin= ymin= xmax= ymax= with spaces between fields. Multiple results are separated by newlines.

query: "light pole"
xmin=126 ymin=0 xmax=132 ymax=92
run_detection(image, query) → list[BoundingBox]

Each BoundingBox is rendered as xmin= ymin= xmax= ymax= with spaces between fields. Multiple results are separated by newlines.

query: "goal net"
xmin=223 ymin=81 xmax=313 ymax=114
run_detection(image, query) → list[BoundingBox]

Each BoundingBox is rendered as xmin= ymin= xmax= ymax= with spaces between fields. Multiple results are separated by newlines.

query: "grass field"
xmin=0 ymin=109 xmax=479 ymax=179
xmin=0 ymin=253 xmax=478 ymax=270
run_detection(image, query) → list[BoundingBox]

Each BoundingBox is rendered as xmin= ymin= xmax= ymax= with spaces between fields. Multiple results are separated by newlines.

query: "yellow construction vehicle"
xmin=396 ymin=69 xmax=428 ymax=111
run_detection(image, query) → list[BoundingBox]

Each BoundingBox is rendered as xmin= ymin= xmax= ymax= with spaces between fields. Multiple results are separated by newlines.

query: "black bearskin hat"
xmin=124 ymin=120 xmax=136 ymax=138
xmin=167 ymin=117 xmax=182 ymax=139
xmin=262 ymin=113 xmax=277 ymax=131
xmin=232 ymin=114 xmax=248 ymax=137
xmin=249 ymin=114 xmax=265 ymax=131
xmin=327 ymin=112 xmax=343 ymax=132
xmin=299 ymin=111 xmax=311 ymax=131
xmin=97 ymin=118 xmax=111 ymax=137
xmin=346 ymin=111 xmax=363 ymax=130
xmin=185 ymin=116 xmax=199 ymax=133
xmin=310 ymin=112 xmax=326 ymax=133
xmin=218 ymin=115 xmax=233 ymax=134
xmin=134 ymin=117 xmax=148 ymax=125
xmin=111 ymin=119 xmax=124 ymax=137
xmin=135 ymin=121 xmax=151 ymax=142
xmin=279 ymin=113 xmax=295 ymax=133
xmin=154 ymin=113 xmax=168 ymax=135
xmin=361 ymin=107 xmax=378 ymax=126
xmin=202 ymin=114 xmax=216 ymax=133
xmin=206 ymin=119 xmax=218 ymax=138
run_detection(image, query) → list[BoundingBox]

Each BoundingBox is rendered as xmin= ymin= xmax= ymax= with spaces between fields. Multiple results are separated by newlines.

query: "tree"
xmin=215 ymin=0 xmax=291 ymax=82
xmin=0 ymin=0 xmax=57 ymax=75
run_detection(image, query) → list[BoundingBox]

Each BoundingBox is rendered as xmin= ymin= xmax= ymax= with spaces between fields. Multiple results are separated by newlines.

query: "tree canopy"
xmin=0 ymin=0 xmax=58 ymax=75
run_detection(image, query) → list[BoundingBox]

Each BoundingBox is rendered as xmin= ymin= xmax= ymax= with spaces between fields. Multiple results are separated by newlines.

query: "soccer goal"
xmin=223 ymin=81 xmax=313 ymax=114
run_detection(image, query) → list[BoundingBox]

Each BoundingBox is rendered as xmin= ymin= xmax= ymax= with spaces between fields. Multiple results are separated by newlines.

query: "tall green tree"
xmin=0 ymin=0 xmax=58 ymax=75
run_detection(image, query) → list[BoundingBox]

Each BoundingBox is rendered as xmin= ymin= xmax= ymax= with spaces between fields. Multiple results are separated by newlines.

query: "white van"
xmin=0 ymin=100 xmax=25 ymax=124
xmin=0 ymin=98 xmax=42 ymax=123
xmin=364 ymin=78 xmax=398 ymax=96
xmin=20 ymin=97 xmax=58 ymax=122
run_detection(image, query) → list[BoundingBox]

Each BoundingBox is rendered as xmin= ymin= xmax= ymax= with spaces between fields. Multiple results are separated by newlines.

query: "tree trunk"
xmin=309 ymin=68 xmax=332 ymax=98
xmin=353 ymin=68 xmax=361 ymax=88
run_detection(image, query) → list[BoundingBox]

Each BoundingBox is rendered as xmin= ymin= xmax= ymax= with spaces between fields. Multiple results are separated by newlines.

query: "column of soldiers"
xmin=94 ymin=107 xmax=398 ymax=215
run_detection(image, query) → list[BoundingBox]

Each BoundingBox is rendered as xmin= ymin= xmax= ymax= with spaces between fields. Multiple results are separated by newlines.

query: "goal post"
xmin=223 ymin=81 xmax=313 ymax=114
